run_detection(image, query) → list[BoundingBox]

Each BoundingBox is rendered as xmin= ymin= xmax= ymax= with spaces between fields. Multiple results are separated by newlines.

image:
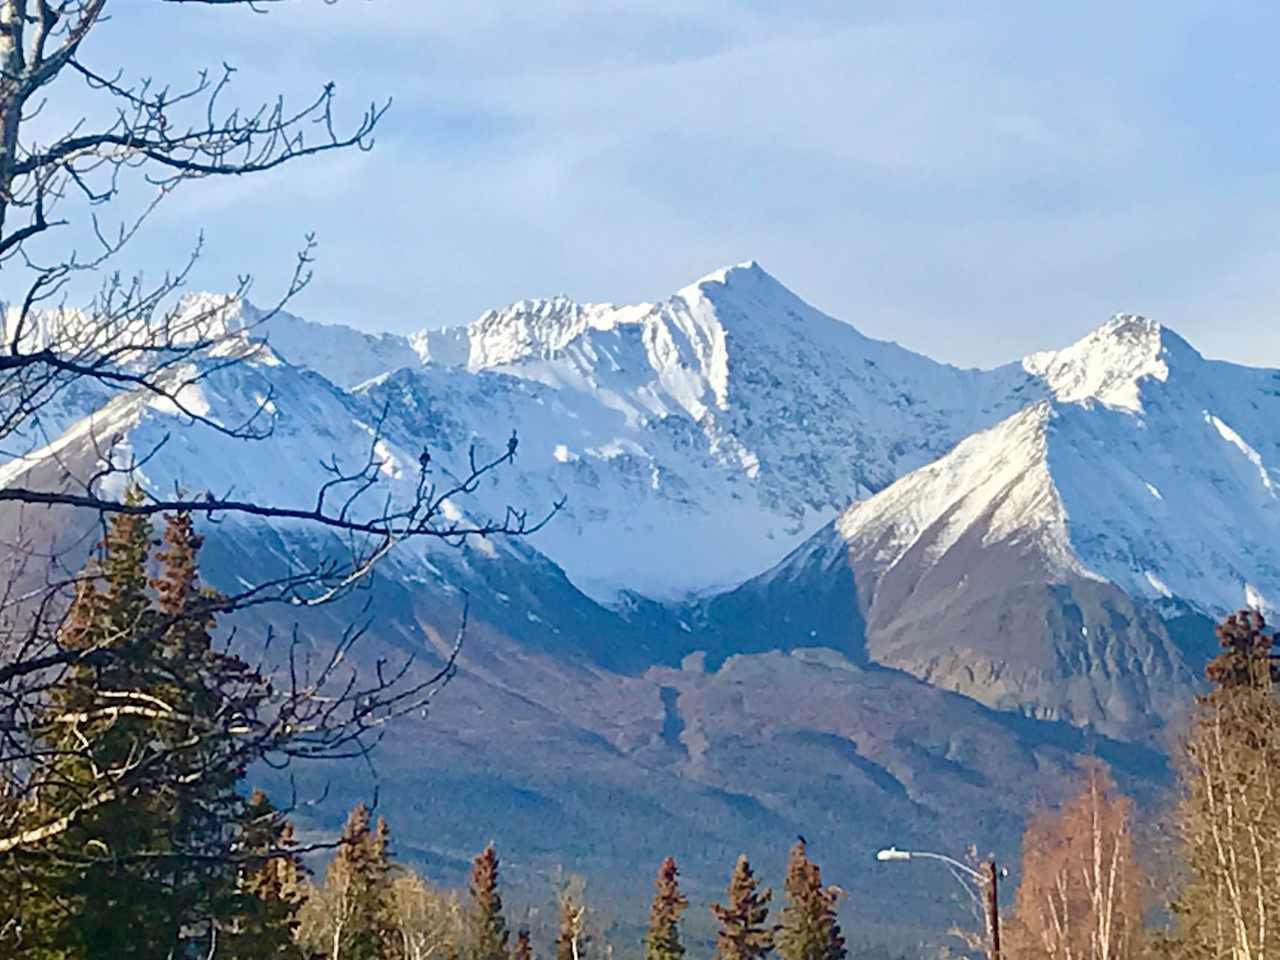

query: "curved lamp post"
xmin=875 ymin=847 xmax=1002 ymax=960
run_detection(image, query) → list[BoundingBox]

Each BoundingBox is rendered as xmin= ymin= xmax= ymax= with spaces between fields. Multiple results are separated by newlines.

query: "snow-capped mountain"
xmin=392 ymin=262 xmax=1041 ymax=598
xmin=8 ymin=264 xmax=1277 ymax=622
xmin=701 ymin=313 xmax=1280 ymax=738
xmin=836 ymin=312 xmax=1280 ymax=624
xmin=141 ymin=262 xmax=1035 ymax=600
xmin=8 ymin=261 xmax=1275 ymax=939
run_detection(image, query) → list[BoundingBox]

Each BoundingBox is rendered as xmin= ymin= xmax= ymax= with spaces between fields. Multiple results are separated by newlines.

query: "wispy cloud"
xmin=45 ymin=0 xmax=1280 ymax=368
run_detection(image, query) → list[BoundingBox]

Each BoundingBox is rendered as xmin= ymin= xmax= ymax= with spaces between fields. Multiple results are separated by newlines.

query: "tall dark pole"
xmin=986 ymin=859 xmax=1001 ymax=960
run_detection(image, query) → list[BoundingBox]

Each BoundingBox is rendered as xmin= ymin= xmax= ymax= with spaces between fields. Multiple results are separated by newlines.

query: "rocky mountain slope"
xmin=835 ymin=315 xmax=1277 ymax=737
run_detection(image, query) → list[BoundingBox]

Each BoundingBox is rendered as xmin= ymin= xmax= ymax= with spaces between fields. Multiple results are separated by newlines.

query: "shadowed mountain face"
xmin=713 ymin=517 xmax=1216 ymax=745
xmin=2 ymin=265 xmax=1271 ymax=944
xmin=187 ymin=527 xmax=1170 ymax=946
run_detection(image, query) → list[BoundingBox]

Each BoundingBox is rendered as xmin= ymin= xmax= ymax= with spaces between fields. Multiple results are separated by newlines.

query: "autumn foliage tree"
xmin=1006 ymin=763 xmax=1143 ymax=960
xmin=710 ymin=854 xmax=774 ymax=960
xmin=644 ymin=856 xmax=689 ymax=960
xmin=387 ymin=869 xmax=464 ymax=960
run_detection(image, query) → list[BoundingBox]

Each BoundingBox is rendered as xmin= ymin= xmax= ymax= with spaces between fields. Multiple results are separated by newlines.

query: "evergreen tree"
xmin=150 ymin=510 xmax=267 ymax=955
xmin=467 ymin=844 xmax=509 ymax=960
xmin=221 ymin=788 xmax=308 ymax=960
xmin=1204 ymin=607 xmax=1280 ymax=692
xmin=775 ymin=842 xmax=844 ymax=960
xmin=0 ymin=501 xmax=280 ymax=958
xmin=512 ymin=929 xmax=534 ymax=960
xmin=38 ymin=502 xmax=194 ymax=958
xmin=644 ymin=856 xmax=688 ymax=960
xmin=711 ymin=855 xmax=774 ymax=960
xmin=324 ymin=802 xmax=399 ymax=960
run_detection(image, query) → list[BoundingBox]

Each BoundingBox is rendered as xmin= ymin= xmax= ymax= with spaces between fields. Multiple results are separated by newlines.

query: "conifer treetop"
xmin=1205 ymin=608 xmax=1279 ymax=694
xmin=468 ymin=843 xmax=510 ymax=960
xmin=711 ymin=853 xmax=774 ymax=960
xmin=644 ymin=856 xmax=689 ymax=960
xmin=776 ymin=842 xmax=846 ymax=960
xmin=513 ymin=928 xmax=534 ymax=960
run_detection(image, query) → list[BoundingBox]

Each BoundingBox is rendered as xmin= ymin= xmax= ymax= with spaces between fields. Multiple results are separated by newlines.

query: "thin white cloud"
xmin=13 ymin=0 xmax=1280 ymax=370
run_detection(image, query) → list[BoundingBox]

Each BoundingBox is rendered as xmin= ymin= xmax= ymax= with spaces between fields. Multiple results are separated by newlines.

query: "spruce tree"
xmin=13 ymin=503 xmax=277 ymax=958
xmin=325 ymin=802 xmax=399 ymax=960
xmin=644 ymin=856 xmax=688 ymax=960
xmin=100 ymin=486 xmax=155 ymax=634
xmin=775 ymin=842 xmax=844 ymax=960
xmin=467 ymin=844 xmax=509 ymax=960
xmin=151 ymin=510 xmax=264 ymax=955
xmin=710 ymin=855 xmax=774 ymax=960
xmin=221 ymin=788 xmax=308 ymax=960
xmin=513 ymin=928 xmax=534 ymax=960
xmin=38 ymin=501 xmax=180 ymax=958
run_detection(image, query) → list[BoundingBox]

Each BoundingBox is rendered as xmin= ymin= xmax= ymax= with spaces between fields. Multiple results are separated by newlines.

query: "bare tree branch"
xmin=0 ymin=0 xmax=557 ymax=882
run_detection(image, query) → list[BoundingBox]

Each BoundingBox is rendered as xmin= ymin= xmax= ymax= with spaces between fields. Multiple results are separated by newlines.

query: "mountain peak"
xmin=690 ymin=259 xmax=766 ymax=286
xmin=411 ymin=294 xmax=630 ymax=370
xmin=1022 ymin=313 xmax=1196 ymax=413
xmin=414 ymin=262 xmax=794 ymax=374
xmin=1099 ymin=312 xmax=1160 ymax=338
xmin=680 ymin=260 xmax=789 ymax=303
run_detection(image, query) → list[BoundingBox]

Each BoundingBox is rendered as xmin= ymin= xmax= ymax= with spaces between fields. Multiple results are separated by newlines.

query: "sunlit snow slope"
xmin=5 ymin=266 xmax=1278 ymax=631
xmin=156 ymin=262 xmax=1033 ymax=600
xmin=839 ymin=314 xmax=1280 ymax=618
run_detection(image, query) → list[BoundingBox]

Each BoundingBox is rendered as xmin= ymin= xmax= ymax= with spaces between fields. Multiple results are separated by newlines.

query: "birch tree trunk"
xmin=1007 ymin=763 xmax=1141 ymax=960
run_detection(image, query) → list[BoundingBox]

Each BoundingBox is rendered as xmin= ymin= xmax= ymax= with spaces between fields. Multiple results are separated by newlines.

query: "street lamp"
xmin=875 ymin=847 xmax=1002 ymax=960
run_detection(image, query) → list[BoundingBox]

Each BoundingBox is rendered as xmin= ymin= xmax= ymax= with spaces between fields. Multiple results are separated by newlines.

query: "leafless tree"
xmin=1006 ymin=763 xmax=1143 ymax=960
xmin=0 ymin=0 xmax=559 ymax=872
xmin=1167 ymin=659 xmax=1280 ymax=959
xmin=388 ymin=868 xmax=464 ymax=960
xmin=0 ymin=0 xmax=555 ymax=552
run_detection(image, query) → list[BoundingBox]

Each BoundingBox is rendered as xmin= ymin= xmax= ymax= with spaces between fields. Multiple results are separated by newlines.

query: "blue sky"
xmin=58 ymin=1 xmax=1280 ymax=368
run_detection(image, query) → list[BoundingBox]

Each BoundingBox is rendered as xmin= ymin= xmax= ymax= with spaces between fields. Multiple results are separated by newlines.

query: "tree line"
xmin=283 ymin=819 xmax=842 ymax=960
xmin=5 ymin=495 xmax=1280 ymax=957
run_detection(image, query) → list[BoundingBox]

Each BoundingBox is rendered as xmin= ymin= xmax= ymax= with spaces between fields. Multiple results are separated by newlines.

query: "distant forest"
xmin=5 ymin=507 xmax=1280 ymax=959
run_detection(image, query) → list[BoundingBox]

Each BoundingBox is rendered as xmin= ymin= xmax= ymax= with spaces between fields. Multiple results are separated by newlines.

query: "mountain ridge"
xmin=6 ymin=261 xmax=1272 ymax=944
xmin=8 ymin=262 xmax=1275 ymax=614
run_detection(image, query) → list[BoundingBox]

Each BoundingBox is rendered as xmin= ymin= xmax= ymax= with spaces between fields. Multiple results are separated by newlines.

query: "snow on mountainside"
xmin=837 ymin=402 xmax=1089 ymax=585
xmin=1022 ymin=314 xmax=1173 ymax=411
xmin=405 ymin=262 xmax=1031 ymax=596
xmin=6 ymin=264 xmax=1280 ymax=619
xmin=178 ymin=294 xmax=425 ymax=391
xmin=842 ymin=312 xmax=1280 ymax=615
xmin=769 ymin=313 xmax=1279 ymax=737
xmin=46 ymin=262 xmax=1032 ymax=600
